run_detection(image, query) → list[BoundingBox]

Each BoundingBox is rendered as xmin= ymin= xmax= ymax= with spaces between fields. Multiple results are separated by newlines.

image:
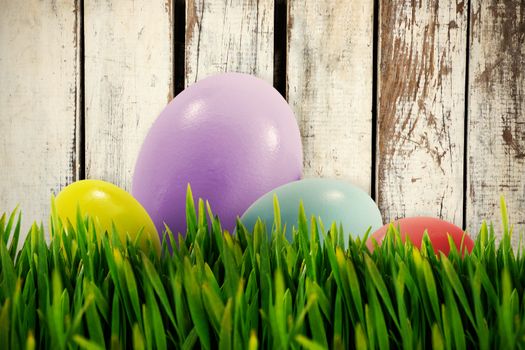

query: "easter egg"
xmin=54 ymin=180 xmax=161 ymax=253
xmin=132 ymin=73 xmax=302 ymax=240
xmin=366 ymin=217 xmax=474 ymax=255
xmin=240 ymin=178 xmax=383 ymax=243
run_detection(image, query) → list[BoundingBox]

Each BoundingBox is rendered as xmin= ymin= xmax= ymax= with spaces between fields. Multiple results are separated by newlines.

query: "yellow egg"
xmin=54 ymin=179 xmax=160 ymax=253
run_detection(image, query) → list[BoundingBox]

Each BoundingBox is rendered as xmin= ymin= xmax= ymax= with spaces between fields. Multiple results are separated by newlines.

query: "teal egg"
xmin=239 ymin=178 xmax=383 ymax=243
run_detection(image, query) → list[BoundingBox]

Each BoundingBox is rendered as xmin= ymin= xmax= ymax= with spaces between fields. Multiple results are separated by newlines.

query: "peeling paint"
xmin=378 ymin=0 xmax=466 ymax=225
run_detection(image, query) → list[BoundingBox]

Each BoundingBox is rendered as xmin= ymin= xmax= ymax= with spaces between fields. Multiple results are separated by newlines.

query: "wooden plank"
xmin=467 ymin=0 xmax=525 ymax=242
xmin=377 ymin=1 xmax=468 ymax=225
xmin=0 ymin=0 xmax=80 ymax=236
xmin=84 ymin=0 xmax=173 ymax=190
xmin=287 ymin=0 xmax=374 ymax=193
xmin=185 ymin=0 xmax=274 ymax=85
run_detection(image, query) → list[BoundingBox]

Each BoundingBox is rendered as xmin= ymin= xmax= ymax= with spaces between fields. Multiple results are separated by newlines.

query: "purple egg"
xmin=132 ymin=73 xmax=303 ymax=241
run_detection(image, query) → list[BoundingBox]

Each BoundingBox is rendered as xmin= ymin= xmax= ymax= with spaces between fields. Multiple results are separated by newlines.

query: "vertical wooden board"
xmin=377 ymin=1 xmax=468 ymax=226
xmin=467 ymin=1 xmax=525 ymax=242
xmin=0 ymin=0 xmax=80 ymax=236
xmin=287 ymin=0 xmax=374 ymax=193
xmin=84 ymin=0 xmax=173 ymax=190
xmin=185 ymin=0 xmax=274 ymax=85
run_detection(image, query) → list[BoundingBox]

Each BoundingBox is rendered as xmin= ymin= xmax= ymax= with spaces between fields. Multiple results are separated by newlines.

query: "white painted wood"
xmin=377 ymin=1 xmax=467 ymax=226
xmin=1 ymin=0 xmax=524 ymax=247
xmin=84 ymin=0 xmax=173 ymax=190
xmin=0 ymin=0 xmax=80 ymax=238
xmin=467 ymin=0 xmax=525 ymax=243
xmin=287 ymin=0 xmax=374 ymax=193
xmin=185 ymin=0 xmax=274 ymax=85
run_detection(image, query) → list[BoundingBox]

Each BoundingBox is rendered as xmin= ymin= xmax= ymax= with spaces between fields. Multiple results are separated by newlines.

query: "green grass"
xmin=1 ymin=193 xmax=525 ymax=349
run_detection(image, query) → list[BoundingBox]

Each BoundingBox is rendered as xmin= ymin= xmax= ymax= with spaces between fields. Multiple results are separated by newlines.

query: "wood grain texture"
xmin=467 ymin=0 xmax=525 ymax=241
xmin=185 ymin=0 xmax=274 ymax=85
xmin=0 ymin=0 xmax=80 ymax=234
xmin=84 ymin=0 xmax=173 ymax=190
xmin=377 ymin=1 xmax=468 ymax=226
xmin=287 ymin=0 xmax=374 ymax=193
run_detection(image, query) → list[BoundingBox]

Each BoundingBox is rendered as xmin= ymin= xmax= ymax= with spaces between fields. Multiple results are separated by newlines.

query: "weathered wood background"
xmin=1 ymin=0 xmax=524 ymax=245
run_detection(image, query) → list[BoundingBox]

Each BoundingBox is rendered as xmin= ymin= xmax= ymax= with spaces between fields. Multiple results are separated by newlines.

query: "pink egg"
xmin=367 ymin=217 xmax=474 ymax=256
